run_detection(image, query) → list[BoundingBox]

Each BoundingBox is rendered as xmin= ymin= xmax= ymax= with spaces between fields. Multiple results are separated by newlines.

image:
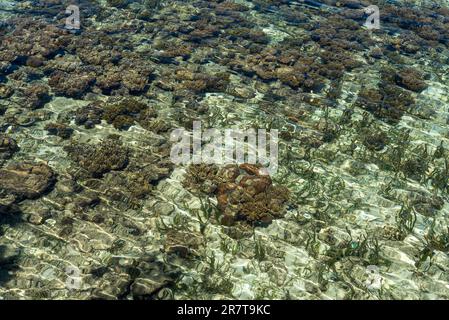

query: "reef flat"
xmin=0 ymin=0 xmax=449 ymax=300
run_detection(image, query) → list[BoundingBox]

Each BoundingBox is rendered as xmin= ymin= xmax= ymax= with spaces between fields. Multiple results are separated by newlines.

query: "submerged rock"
xmin=0 ymin=162 xmax=56 ymax=200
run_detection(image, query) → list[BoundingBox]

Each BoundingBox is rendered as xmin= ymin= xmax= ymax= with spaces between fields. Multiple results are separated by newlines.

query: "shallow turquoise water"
xmin=0 ymin=0 xmax=448 ymax=300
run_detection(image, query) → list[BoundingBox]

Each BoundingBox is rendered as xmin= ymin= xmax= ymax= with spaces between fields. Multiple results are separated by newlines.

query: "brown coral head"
xmin=239 ymin=163 xmax=268 ymax=176
xmin=238 ymin=175 xmax=272 ymax=196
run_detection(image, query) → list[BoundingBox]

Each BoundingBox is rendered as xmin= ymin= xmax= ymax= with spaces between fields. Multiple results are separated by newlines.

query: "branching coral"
xmin=64 ymin=137 xmax=129 ymax=178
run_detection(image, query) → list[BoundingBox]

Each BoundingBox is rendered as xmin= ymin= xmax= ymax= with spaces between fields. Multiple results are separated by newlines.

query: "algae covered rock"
xmin=0 ymin=162 xmax=56 ymax=200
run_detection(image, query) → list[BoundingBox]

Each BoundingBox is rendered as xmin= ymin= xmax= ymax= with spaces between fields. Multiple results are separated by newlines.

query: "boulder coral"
xmin=0 ymin=162 xmax=56 ymax=201
xmin=0 ymin=134 xmax=19 ymax=160
xmin=183 ymin=163 xmax=290 ymax=226
xmin=103 ymin=98 xmax=152 ymax=130
xmin=395 ymin=68 xmax=428 ymax=93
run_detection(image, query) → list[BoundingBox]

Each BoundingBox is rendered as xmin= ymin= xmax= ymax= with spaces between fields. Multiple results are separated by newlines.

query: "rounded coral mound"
xmin=183 ymin=163 xmax=290 ymax=227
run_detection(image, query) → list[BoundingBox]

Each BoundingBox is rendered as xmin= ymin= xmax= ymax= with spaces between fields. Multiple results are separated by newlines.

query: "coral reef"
xmin=356 ymin=81 xmax=416 ymax=124
xmin=48 ymin=71 xmax=96 ymax=98
xmin=20 ymin=83 xmax=51 ymax=109
xmin=45 ymin=122 xmax=74 ymax=139
xmin=173 ymin=69 xmax=230 ymax=94
xmin=1 ymin=0 xmax=449 ymax=301
xmin=183 ymin=164 xmax=290 ymax=226
xmin=74 ymin=102 xmax=105 ymax=129
xmin=0 ymin=84 xmax=14 ymax=99
xmin=103 ymin=98 xmax=149 ymax=130
xmin=64 ymin=137 xmax=129 ymax=178
xmin=395 ymin=68 xmax=429 ymax=93
xmin=0 ymin=162 xmax=56 ymax=201
xmin=0 ymin=134 xmax=18 ymax=160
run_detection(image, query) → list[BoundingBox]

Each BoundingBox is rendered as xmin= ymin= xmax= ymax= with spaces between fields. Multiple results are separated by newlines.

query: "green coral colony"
xmin=0 ymin=0 xmax=449 ymax=300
